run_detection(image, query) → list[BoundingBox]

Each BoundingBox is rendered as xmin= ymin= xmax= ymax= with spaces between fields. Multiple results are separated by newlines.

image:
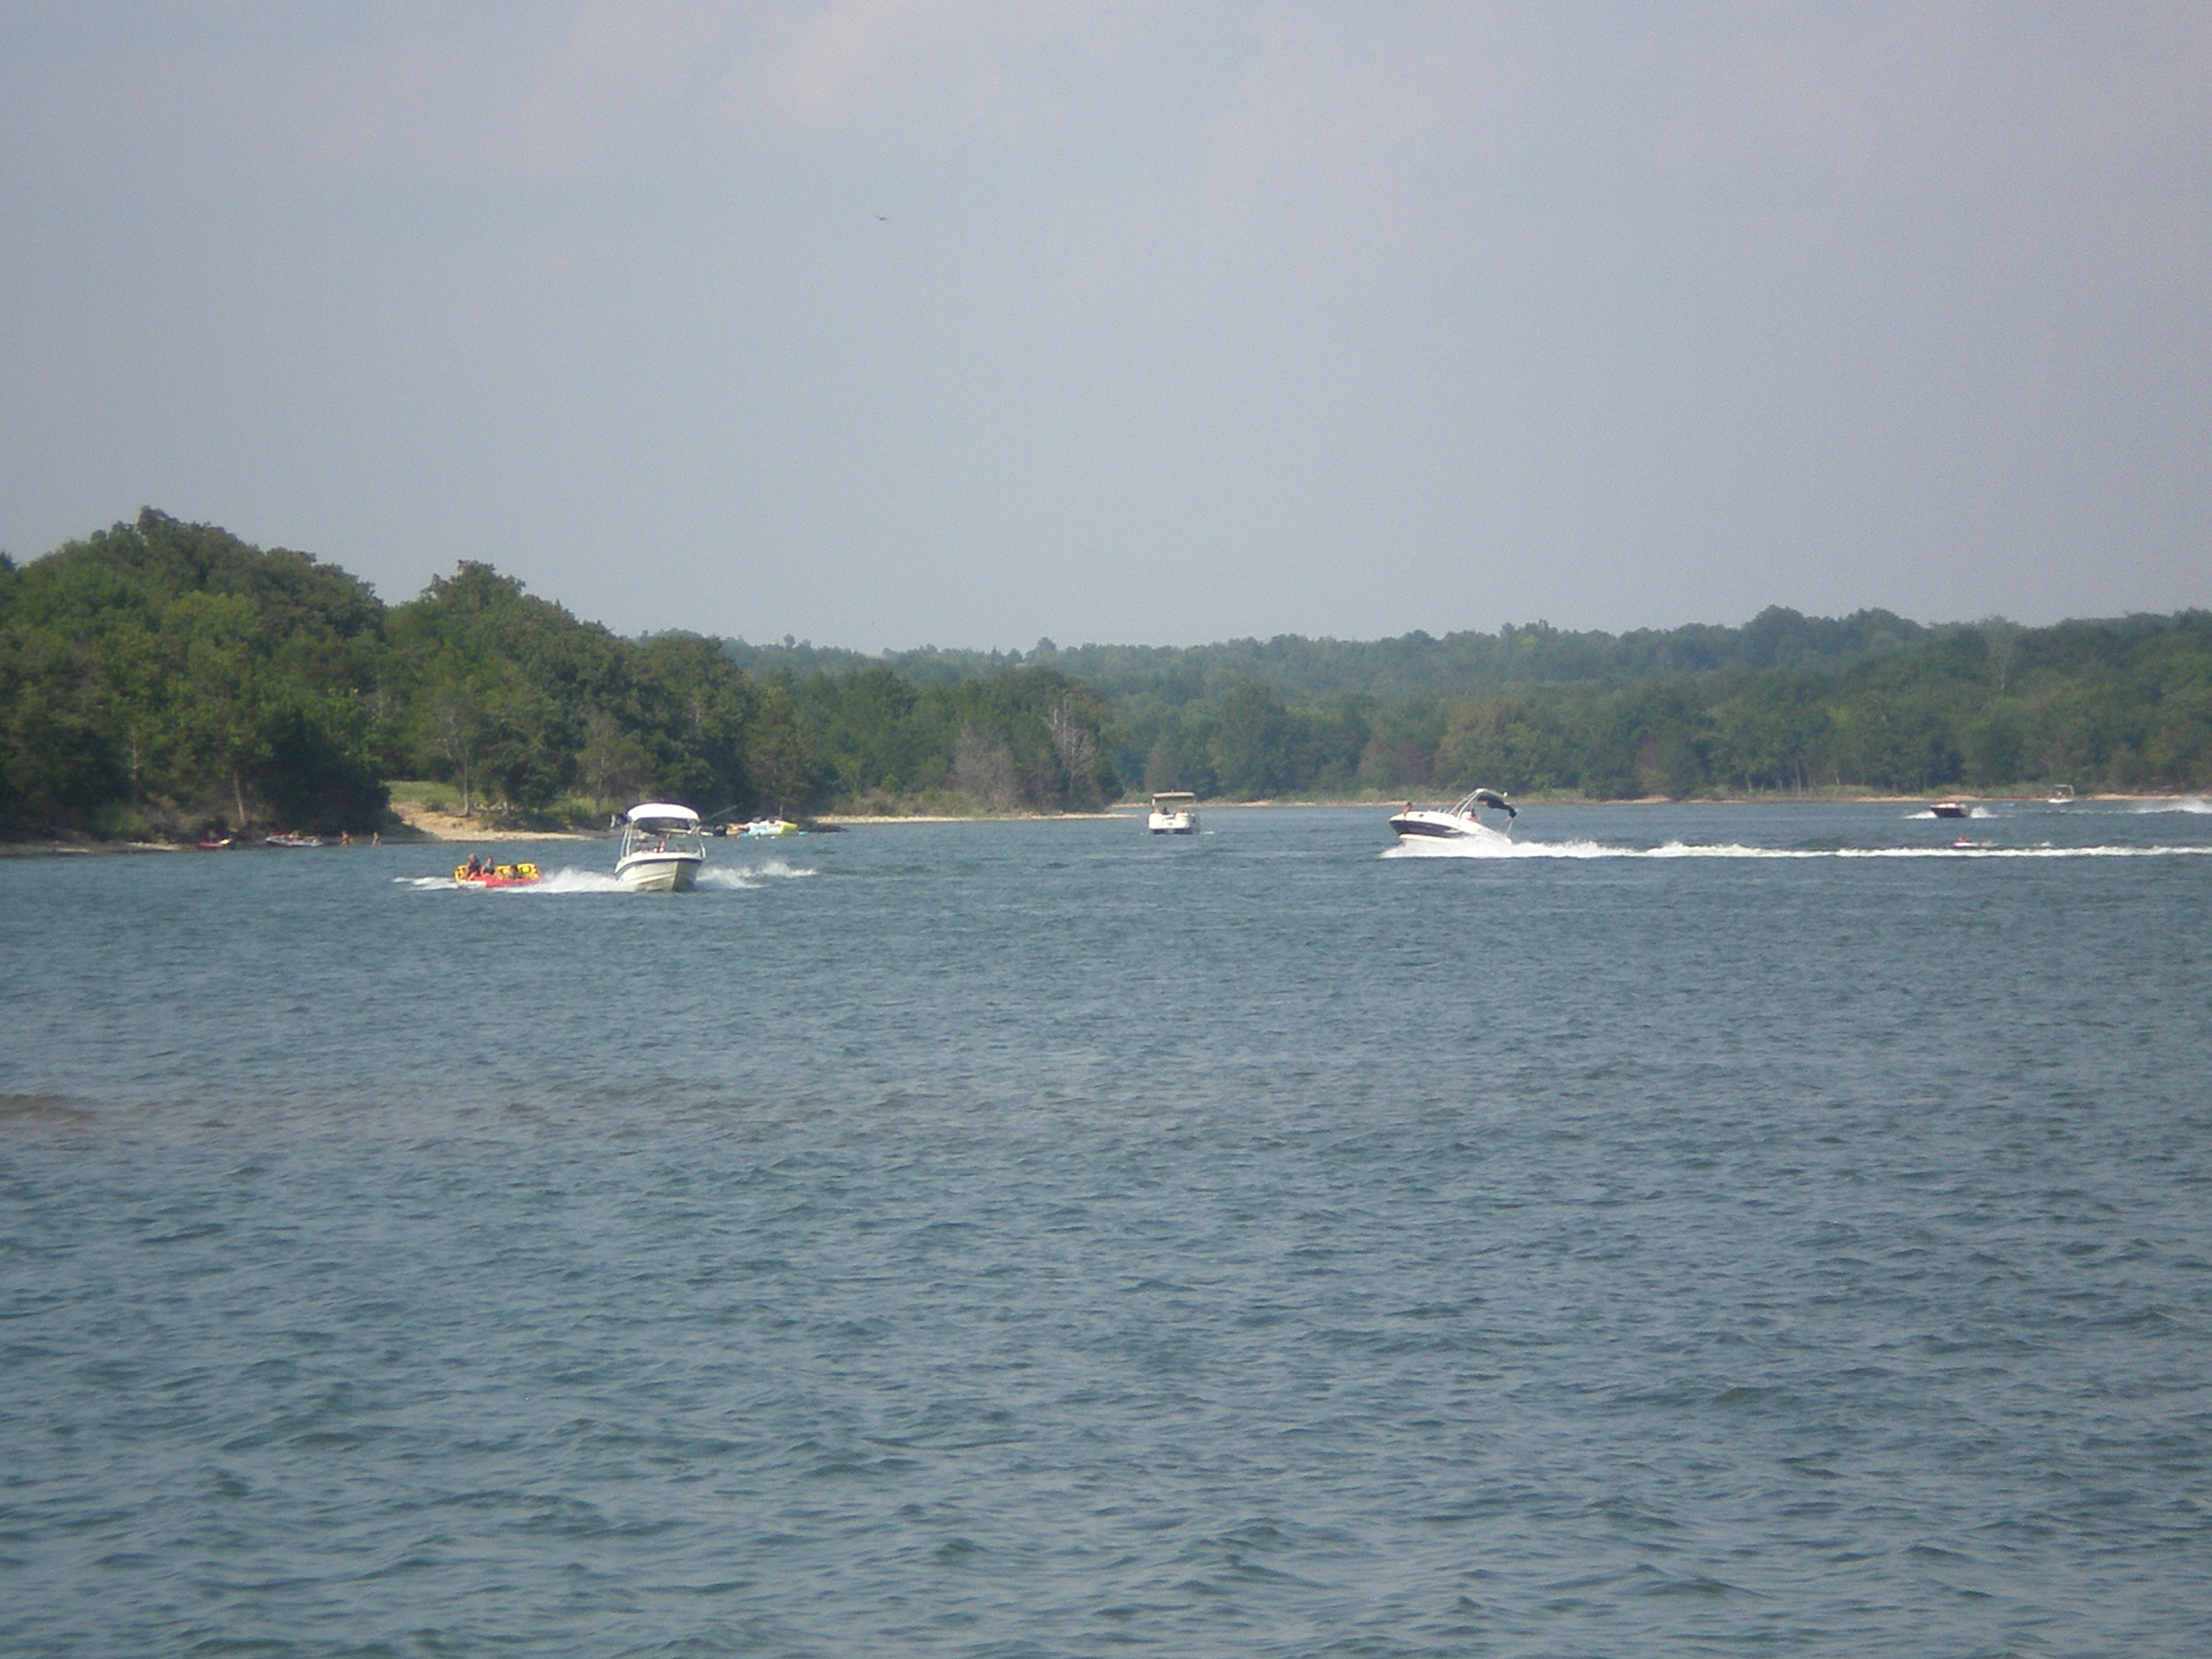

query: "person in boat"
xmin=463 ymin=853 xmax=482 ymax=878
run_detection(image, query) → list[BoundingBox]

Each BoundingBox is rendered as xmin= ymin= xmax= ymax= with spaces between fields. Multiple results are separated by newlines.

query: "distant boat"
xmin=742 ymin=817 xmax=801 ymax=837
xmin=615 ymin=803 xmax=706 ymax=892
xmin=265 ymin=832 xmax=323 ymax=848
xmin=2047 ymin=784 xmax=2075 ymax=806
xmin=1388 ymin=788 xmax=1516 ymax=845
xmin=1148 ymin=792 xmax=1199 ymax=835
xmin=1929 ymin=801 xmax=1969 ymax=819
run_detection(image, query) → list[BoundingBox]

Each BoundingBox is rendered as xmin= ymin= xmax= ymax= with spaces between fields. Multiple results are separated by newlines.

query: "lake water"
xmin=4 ymin=801 xmax=2210 ymax=1656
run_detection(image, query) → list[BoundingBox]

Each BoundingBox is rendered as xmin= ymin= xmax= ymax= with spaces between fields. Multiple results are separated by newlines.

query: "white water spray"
xmin=1381 ymin=838 xmax=2212 ymax=862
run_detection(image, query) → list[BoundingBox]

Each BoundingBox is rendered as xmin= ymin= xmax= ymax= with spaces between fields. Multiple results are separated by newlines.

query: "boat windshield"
xmin=620 ymin=817 xmax=706 ymax=857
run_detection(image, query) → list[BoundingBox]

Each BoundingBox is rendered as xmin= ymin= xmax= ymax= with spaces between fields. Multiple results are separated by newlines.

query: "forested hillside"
xmin=727 ymin=606 xmax=1937 ymax=699
xmin=745 ymin=611 xmax=2212 ymax=801
xmin=1 ymin=513 xmax=388 ymax=836
xmin=4 ymin=511 xmax=2208 ymax=839
xmin=0 ymin=513 xmax=820 ymax=836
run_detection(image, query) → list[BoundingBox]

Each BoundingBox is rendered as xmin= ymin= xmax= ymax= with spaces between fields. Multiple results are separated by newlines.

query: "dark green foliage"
xmin=747 ymin=608 xmax=2212 ymax=803
xmin=0 ymin=511 xmax=386 ymax=835
xmin=0 ymin=513 xmax=811 ymax=837
xmin=781 ymin=664 xmax=1120 ymax=811
xmin=369 ymin=569 xmax=816 ymax=822
xmin=4 ymin=511 xmax=2206 ymax=835
xmin=726 ymin=606 xmax=1937 ymax=704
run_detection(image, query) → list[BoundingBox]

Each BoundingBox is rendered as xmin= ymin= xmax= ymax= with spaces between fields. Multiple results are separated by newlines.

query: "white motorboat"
xmin=2047 ymin=784 xmax=2075 ymax=806
xmin=615 ymin=802 xmax=706 ymax=892
xmin=1148 ymin=792 xmax=1200 ymax=835
xmin=1388 ymin=788 xmax=1517 ymax=845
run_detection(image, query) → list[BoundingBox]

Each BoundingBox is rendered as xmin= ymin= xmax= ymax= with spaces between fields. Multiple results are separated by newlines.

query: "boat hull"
xmin=615 ymin=853 xmax=702 ymax=893
xmin=1388 ymin=811 xmax=1513 ymax=846
xmin=1148 ymin=812 xmax=1197 ymax=835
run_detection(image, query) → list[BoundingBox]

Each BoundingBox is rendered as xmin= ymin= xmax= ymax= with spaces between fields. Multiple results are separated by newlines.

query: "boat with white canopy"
xmin=1148 ymin=792 xmax=1199 ymax=835
xmin=615 ymin=802 xmax=706 ymax=892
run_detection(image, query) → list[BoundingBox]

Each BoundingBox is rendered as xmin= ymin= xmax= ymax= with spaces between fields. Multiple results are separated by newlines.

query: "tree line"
xmin=4 ymin=511 xmax=2208 ymax=839
xmin=0 ymin=513 xmax=788 ymax=835
xmin=0 ymin=511 xmax=1122 ymax=837
xmin=1097 ymin=617 xmax=2212 ymax=799
xmin=738 ymin=610 xmax=2212 ymax=801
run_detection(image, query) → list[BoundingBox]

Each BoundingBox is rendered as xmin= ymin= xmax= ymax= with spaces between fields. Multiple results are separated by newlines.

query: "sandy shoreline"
xmin=386 ymin=802 xmax=597 ymax=842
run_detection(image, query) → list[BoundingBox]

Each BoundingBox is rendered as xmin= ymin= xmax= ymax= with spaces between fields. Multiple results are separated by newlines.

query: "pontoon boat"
xmin=1148 ymin=792 xmax=1199 ymax=835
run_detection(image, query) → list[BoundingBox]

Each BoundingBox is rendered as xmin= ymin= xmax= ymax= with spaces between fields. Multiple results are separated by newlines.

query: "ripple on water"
xmin=1 ymin=804 xmax=2209 ymax=1655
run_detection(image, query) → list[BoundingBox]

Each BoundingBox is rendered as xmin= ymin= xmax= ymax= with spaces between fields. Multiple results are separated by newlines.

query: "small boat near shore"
xmin=1148 ymin=792 xmax=1199 ymax=835
xmin=265 ymin=832 xmax=323 ymax=848
xmin=616 ymin=802 xmax=706 ymax=892
xmin=1929 ymin=801 xmax=1969 ymax=819
xmin=1388 ymin=788 xmax=1517 ymax=845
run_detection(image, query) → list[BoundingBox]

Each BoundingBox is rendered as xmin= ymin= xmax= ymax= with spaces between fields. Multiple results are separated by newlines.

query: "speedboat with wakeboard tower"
xmin=1388 ymin=788 xmax=1517 ymax=846
xmin=615 ymin=802 xmax=706 ymax=892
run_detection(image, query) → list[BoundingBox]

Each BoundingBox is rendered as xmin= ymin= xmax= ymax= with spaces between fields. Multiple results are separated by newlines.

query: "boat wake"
xmin=2133 ymin=796 xmax=2211 ymax=814
xmin=397 ymin=861 xmax=816 ymax=894
xmin=1382 ymin=838 xmax=2212 ymax=862
xmin=395 ymin=868 xmax=623 ymax=894
xmin=699 ymin=860 xmax=817 ymax=889
xmin=527 ymin=868 xmax=628 ymax=893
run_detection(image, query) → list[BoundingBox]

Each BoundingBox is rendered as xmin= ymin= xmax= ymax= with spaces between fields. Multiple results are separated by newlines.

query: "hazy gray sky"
xmin=2 ymin=2 xmax=2207 ymax=646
